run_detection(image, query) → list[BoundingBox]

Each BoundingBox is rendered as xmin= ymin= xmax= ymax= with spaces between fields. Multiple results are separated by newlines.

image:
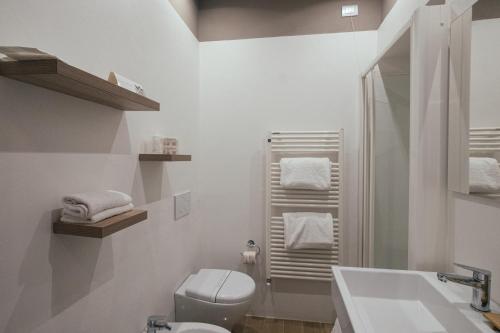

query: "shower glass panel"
xmin=365 ymin=29 xmax=411 ymax=269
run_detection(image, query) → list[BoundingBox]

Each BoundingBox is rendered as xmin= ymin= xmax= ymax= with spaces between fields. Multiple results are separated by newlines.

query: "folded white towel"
xmin=62 ymin=190 xmax=132 ymax=218
xmin=280 ymin=158 xmax=331 ymax=190
xmin=469 ymin=157 xmax=500 ymax=193
xmin=61 ymin=203 xmax=134 ymax=224
xmin=283 ymin=212 xmax=334 ymax=249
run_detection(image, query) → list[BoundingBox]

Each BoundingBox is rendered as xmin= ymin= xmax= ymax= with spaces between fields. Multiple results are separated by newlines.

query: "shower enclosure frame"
xmin=359 ymin=4 xmax=451 ymax=272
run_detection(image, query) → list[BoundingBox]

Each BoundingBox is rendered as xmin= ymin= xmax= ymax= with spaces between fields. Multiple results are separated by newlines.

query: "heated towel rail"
xmin=265 ymin=130 xmax=344 ymax=282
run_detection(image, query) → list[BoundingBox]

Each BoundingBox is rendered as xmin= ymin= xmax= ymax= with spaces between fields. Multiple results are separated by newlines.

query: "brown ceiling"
xmin=170 ymin=0 xmax=391 ymax=41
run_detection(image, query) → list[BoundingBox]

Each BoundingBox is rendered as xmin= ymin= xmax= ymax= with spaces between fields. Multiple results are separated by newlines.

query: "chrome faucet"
xmin=437 ymin=263 xmax=491 ymax=312
xmin=146 ymin=315 xmax=172 ymax=333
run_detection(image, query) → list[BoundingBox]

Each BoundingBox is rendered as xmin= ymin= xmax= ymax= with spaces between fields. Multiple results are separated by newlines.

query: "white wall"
xmin=0 ymin=1 xmax=201 ymax=333
xmin=198 ymin=32 xmax=377 ymax=322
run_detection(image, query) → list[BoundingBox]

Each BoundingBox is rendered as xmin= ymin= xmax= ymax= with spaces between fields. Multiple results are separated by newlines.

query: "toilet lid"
xmin=185 ymin=269 xmax=231 ymax=303
xmin=185 ymin=269 xmax=255 ymax=304
xmin=216 ymin=271 xmax=255 ymax=304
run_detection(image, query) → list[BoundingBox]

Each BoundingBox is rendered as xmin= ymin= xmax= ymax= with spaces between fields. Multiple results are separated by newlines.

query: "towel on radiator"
xmin=62 ymin=190 xmax=132 ymax=218
xmin=280 ymin=158 xmax=331 ymax=190
xmin=469 ymin=157 xmax=500 ymax=193
xmin=283 ymin=212 xmax=334 ymax=249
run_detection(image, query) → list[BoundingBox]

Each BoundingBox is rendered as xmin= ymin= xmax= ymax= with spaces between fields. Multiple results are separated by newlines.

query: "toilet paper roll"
xmin=242 ymin=251 xmax=257 ymax=264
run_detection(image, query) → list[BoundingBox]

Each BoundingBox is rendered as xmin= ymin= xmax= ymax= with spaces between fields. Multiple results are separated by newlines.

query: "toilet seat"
xmin=185 ymin=269 xmax=255 ymax=304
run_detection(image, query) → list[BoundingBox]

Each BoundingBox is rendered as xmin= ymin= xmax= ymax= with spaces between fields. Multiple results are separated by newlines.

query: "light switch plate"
xmin=174 ymin=191 xmax=191 ymax=220
xmin=342 ymin=4 xmax=359 ymax=17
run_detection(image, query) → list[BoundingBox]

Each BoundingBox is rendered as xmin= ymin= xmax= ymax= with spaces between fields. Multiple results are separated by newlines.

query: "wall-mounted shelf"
xmin=139 ymin=154 xmax=192 ymax=162
xmin=0 ymin=59 xmax=160 ymax=111
xmin=53 ymin=209 xmax=148 ymax=238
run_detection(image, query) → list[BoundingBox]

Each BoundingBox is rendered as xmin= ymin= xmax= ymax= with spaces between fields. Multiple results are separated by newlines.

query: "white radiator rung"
xmin=272 ymin=149 xmax=339 ymax=153
xmin=271 ymin=130 xmax=339 ymax=134
xmin=470 ymin=127 xmax=500 ymax=131
xmin=271 ymin=198 xmax=338 ymax=204
xmin=270 ymin=175 xmax=339 ymax=180
xmin=271 ymin=167 xmax=340 ymax=172
xmin=270 ymin=269 xmax=332 ymax=277
xmin=272 ymin=193 xmax=339 ymax=200
xmin=270 ymin=256 xmax=337 ymax=264
xmin=271 ymin=162 xmax=340 ymax=166
xmin=271 ymin=192 xmax=339 ymax=197
xmin=271 ymin=181 xmax=339 ymax=185
xmin=470 ymin=137 xmax=500 ymax=141
xmin=269 ymin=275 xmax=331 ymax=282
xmin=270 ymin=246 xmax=339 ymax=255
xmin=271 ymin=142 xmax=340 ymax=145
xmin=271 ymin=265 xmax=332 ymax=273
xmin=470 ymin=142 xmax=500 ymax=146
xmin=271 ymin=188 xmax=338 ymax=193
xmin=271 ymin=144 xmax=339 ymax=149
xmin=271 ymin=203 xmax=338 ymax=208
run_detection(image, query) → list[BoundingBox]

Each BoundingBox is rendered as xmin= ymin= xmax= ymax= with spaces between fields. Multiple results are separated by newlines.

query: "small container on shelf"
xmin=139 ymin=136 xmax=189 ymax=162
xmin=163 ymin=138 xmax=178 ymax=155
xmin=152 ymin=135 xmax=163 ymax=153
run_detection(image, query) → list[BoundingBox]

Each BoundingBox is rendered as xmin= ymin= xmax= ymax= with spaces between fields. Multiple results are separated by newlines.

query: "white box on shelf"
xmin=163 ymin=138 xmax=178 ymax=155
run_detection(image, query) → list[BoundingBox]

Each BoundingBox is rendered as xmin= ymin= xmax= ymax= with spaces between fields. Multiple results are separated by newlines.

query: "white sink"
xmin=332 ymin=267 xmax=499 ymax=333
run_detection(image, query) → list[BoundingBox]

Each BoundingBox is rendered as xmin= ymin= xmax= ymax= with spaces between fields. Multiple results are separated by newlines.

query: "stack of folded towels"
xmin=279 ymin=157 xmax=334 ymax=249
xmin=61 ymin=190 xmax=133 ymax=223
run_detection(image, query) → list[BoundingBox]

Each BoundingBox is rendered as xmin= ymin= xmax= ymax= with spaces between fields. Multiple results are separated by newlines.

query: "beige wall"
xmin=198 ymin=0 xmax=383 ymax=41
xmin=169 ymin=0 xmax=199 ymax=37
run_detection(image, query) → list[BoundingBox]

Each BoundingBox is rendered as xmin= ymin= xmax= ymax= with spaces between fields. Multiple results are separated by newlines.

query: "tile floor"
xmin=233 ymin=316 xmax=333 ymax=333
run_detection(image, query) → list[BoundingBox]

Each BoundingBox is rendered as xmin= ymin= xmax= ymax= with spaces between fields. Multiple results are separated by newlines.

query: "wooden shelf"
xmin=0 ymin=59 xmax=160 ymax=111
xmin=53 ymin=209 xmax=148 ymax=238
xmin=139 ymin=154 xmax=192 ymax=162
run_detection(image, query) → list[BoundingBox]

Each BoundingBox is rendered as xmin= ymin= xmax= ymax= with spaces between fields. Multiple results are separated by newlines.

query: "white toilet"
xmin=175 ymin=269 xmax=255 ymax=330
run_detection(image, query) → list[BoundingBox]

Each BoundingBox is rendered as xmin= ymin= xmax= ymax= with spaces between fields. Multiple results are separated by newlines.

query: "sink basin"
xmin=332 ymin=267 xmax=498 ymax=333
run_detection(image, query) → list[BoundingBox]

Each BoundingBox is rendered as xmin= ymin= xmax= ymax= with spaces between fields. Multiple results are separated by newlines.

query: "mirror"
xmin=448 ymin=0 xmax=500 ymax=197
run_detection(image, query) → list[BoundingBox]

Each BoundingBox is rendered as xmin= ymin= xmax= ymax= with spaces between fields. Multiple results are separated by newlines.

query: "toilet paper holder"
xmin=240 ymin=240 xmax=260 ymax=256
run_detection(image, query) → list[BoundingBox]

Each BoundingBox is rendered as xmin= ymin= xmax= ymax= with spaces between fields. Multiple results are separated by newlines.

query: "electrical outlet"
xmin=174 ymin=191 xmax=191 ymax=220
